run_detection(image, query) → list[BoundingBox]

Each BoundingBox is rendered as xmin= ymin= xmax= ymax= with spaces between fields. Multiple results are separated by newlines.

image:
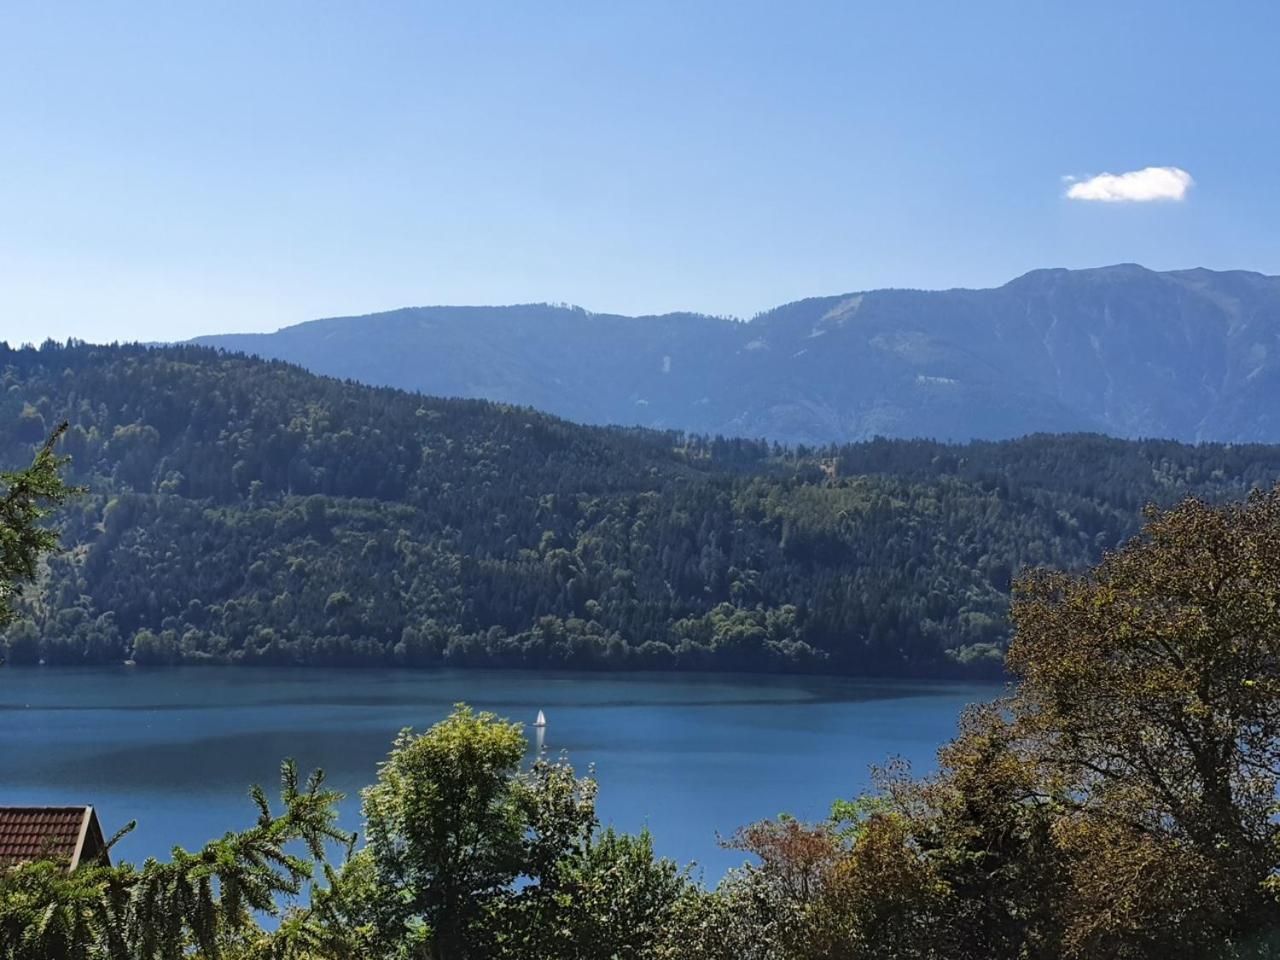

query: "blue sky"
xmin=2 ymin=1 xmax=1277 ymax=343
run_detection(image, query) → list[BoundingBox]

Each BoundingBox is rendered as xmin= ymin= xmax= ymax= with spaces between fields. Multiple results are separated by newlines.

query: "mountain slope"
xmin=192 ymin=265 xmax=1280 ymax=444
xmin=5 ymin=342 xmax=1280 ymax=675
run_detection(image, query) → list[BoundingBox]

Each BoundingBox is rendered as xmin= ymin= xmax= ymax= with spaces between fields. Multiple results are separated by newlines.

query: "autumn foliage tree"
xmin=1008 ymin=489 xmax=1280 ymax=957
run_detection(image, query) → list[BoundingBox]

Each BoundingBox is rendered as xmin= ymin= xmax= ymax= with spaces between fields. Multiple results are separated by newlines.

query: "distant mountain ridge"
xmin=192 ymin=264 xmax=1280 ymax=444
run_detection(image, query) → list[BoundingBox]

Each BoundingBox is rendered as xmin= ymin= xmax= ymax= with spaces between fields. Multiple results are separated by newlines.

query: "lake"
xmin=0 ymin=666 xmax=998 ymax=879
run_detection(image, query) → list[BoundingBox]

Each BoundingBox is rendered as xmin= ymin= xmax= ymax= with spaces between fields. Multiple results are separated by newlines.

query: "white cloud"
xmin=1064 ymin=166 xmax=1194 ymax=203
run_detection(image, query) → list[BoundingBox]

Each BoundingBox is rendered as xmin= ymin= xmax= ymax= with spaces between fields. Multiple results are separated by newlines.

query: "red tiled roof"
xmin=0 ymin=807 xmax=98 ymax=868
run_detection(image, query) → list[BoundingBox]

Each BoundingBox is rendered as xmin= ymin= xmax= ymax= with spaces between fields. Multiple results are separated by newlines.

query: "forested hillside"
xmin=5 ymin=340 xmax=1280 ymax=675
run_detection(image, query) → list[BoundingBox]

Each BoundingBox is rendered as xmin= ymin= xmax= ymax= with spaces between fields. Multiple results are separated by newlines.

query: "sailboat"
xmin=534 ymin=709 xmax=547 ymax=728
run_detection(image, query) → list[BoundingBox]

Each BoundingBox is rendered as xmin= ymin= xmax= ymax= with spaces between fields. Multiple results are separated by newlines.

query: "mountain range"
xmin=192 ymin=264 xmax=1280 ymax=445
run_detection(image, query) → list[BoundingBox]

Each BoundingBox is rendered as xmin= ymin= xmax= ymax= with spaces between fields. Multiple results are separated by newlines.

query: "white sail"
xmin=535 ymin=709 xmax=547 ymax=727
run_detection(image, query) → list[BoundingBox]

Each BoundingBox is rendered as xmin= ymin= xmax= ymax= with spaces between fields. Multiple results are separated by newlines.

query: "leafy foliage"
xmin=360 ymin=706 xmax=532 ymax=957
xmin=0 ymin=422 xmax=76 ymax=628
xmin=0 ymin=762 xmax=347 ymax=960
xmin=1006 ymin=489 xmax=1280 ymax=957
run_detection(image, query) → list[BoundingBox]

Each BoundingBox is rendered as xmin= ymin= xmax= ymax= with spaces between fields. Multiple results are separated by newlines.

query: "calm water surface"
xmin=0 ymin=667 xmax=997 ymax=878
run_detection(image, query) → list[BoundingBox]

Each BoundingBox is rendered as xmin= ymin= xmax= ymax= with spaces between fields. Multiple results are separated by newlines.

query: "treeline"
xmin=4 ymin=339 xmax=1280 ymax=674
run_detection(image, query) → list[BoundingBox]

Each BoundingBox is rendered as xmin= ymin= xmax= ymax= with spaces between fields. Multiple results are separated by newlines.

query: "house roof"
xmin=0 ymin=806 xmax=107 ymax=869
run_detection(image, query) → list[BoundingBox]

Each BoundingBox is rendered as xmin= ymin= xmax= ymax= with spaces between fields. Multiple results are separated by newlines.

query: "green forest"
xmin=5 ymin=340 xmax=1280 ymax=675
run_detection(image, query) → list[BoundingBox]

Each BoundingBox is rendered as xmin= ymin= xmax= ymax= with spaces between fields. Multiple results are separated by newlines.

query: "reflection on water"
xmin=0 ymin=666 xmax=998 ymax=877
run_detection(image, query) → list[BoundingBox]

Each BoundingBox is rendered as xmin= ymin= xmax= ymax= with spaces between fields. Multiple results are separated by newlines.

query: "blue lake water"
xmin=0 ymin=666 xmax=998 ymax=879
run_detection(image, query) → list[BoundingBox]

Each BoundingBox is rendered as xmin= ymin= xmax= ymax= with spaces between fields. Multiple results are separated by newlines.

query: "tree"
xmin=550 ymin=828 xmax=687 ymax=960
xmin=269 ymin=704 xmax=685 ymax=960
xmin=825 ymin=710 xmax=1066 ymax=960
xmin=794 ymin=490 xmax=1280 ymax=959
xmin=0 ymin=423 xmax=76 ymax=628
xmin=360 ymin=705 xmax=528 ymax=958
xmin=1009 ymin=490 xmax=1280 ymax=957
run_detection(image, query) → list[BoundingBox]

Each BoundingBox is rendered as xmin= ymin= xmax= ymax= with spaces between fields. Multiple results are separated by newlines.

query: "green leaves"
xmin=349 ymin=705 xmax=687 ymax=960
xmin=0 ymin=422 xmax=78 ymax=627
xmin=360 ymin=706 xmax=530 ymax=958
xmin=0 ymin=762 xmax=347 ymax=960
